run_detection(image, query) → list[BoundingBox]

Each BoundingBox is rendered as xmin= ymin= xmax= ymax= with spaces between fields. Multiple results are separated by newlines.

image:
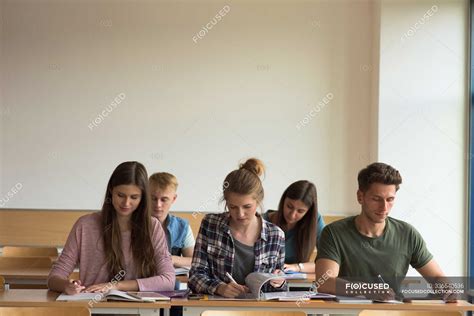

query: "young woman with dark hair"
xmin=263 ymin=180 xmax=325 ymax=273
xmin=48 ymin=161 xmax=174 ymax=294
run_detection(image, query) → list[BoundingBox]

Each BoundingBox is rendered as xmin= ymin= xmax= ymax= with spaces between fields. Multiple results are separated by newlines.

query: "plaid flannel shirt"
xmin=188 ymin=212 xmax=286 ymax=295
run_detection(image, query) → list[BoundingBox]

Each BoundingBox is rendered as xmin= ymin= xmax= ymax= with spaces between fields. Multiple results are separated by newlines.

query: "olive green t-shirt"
xmin=316 ymin=216 xmax=433 ymax=282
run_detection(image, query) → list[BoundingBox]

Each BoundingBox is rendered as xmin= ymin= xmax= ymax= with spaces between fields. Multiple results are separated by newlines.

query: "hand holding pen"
xmin=364 ymin=274 xmax=396 ymax=301
xmin=64 ymin=279 xmax=85 ymax=295
xmin=216 ymin=272 xmax=248 ymax=298
xmin=376 ymin=274 xmax=396 ymax=301
xmin=225 ymin=272 xmax=238 ymax=284
xmin=269 ymin=269 xmax=285 ymax=288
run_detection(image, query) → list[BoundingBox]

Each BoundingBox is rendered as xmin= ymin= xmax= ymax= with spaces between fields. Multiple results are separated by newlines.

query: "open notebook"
xmin=282 ymin=270 xmax=308 ymax=280
xmin=175 ymin=267 xmax=190 ymax=276
xmin=335 ymin=296 xmax=403 ymax=304
xmin=56 ymin=290 xmax=170 ymax=302
xmin=209 ymin=291 xmax=336 ymax=301
xmin=208 ymin=272 xmax=336 ymax=301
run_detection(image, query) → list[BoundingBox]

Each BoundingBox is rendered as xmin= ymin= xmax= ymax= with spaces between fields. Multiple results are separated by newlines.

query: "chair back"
xmin=3 ymin=246 xmax=58 ymax=258
xmin=0 ymin=257 xmax=52 ymax=269
xmin=0 ymin=307 xmax=90 ymax=316
xmin=359 ymin=311 xmax=461 ymax=316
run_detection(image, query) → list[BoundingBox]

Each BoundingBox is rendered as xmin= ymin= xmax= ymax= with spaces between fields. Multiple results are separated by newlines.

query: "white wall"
xmin=0 ymin=0 xmax=3 ymax=198
xmin=0 ymin=0 xmax=375 ymax=214
xmin=1 ymin=0 xmax=468 ymax=275
xmin=378 ymin=0 xmax=468 ymax=275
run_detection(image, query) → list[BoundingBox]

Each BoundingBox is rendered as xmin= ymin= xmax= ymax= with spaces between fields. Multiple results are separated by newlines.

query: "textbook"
xmin=335 ymin=296 xmax=403 ymax=304
xmin=156 ymin=289 xmax=190 ymax=298
xmin=403 ymin=299 xmax=448 ymax=304
xmin=175 ymin=267 xmax=190 ymax=275
xmin=208 ymin=272 xmax=335 ymax=301
xmin=282 ymin=270 xmax=308 ymax=280
xmin=208 ymin=291 xmax=335 ymax=301
xmin=56 ymin=290 xmax=170 ymax=302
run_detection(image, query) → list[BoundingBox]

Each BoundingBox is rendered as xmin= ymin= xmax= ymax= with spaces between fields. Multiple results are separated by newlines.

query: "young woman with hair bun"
xmin=188 ymin=158 xmax=286 ymax=298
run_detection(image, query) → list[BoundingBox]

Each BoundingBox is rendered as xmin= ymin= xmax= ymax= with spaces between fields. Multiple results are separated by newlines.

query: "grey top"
xmin=232 ymin=238 xmax=255 ymax=285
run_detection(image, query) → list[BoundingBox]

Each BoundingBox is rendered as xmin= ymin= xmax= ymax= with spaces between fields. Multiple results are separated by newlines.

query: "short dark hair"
xmin=357 ymin=162 xmax=402 ymax=192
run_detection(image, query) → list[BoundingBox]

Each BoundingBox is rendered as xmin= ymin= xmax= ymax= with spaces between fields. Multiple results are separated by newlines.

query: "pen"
xmin=225 ymin=272 xmax=237 ymax=284
xmin=377 ymin=274 xmax=385 ymax=284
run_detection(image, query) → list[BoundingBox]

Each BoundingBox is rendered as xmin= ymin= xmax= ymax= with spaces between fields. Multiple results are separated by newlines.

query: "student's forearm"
xmin=285 ymin=262 xmax=315 ymax=273
xmin=47 ymin=275 xmax=69 ymax=292
xmin=317 ymin=276 xmax=354 ymax=295
xmin=317 ymin=276 xmax=337 ymax=294
xmin=188 ymin=272 xmax=223 ymax=295
xmin=136 ymin=271 xmax=175 ymax=291
xmin=301 ymin=262 xmax=315 ymax=273
xmin=116 ymin=280 xmax=139 ymax=291
xmin=172 ymin=255 xmax=192 ymax=268
xmin=318 ymin=277 xmax=394 ymax=300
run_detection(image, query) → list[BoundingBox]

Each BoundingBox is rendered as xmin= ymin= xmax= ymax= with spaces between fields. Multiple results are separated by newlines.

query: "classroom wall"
xmin=0 ymin=0 xmax=3 ymax=201
xmin=378 ymin=0 xmax=468 ymax=275
xmin=0 ymin=0 xmax=468 ymax=276
xmin=0 ymin=0 xmax=375 ymax=214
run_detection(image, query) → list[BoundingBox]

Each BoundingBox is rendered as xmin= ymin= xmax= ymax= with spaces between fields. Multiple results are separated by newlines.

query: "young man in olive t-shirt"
xmin=315 ymin=162 xmax=453 ymax=300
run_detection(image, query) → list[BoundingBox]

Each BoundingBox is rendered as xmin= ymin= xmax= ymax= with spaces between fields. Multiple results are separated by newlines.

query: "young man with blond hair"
xmin=149 ymin=172 xmax=194 ymax=268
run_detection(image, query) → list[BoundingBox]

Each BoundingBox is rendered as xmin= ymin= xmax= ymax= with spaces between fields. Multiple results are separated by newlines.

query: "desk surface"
xmin=0 ymin=289 xmax=472 ymax=313
xmin=173 ymin=298 xmax=474 ymax=312
xmin=176 ymin=274 xmax=316 ymax=284
xmin=0 ymin=267 xmax=50 ymax=280
xmin=0 ymin=289 xmax=170 ymax=309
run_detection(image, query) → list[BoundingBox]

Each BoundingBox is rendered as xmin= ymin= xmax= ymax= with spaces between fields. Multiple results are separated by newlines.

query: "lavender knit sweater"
xmin=48 ymin=212 xmax=175 ymax=291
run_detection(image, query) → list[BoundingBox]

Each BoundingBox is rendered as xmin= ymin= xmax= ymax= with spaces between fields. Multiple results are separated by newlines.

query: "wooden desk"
xmin=174 ymin=298 xmax=474 ymax=316
xmin=0 ymin=289 xmax=169 ymax=316
xmin=0 ymin=267 xmax=51 ymax=288
xmin=0 ymin=267 xmax=79 ymax=288
xmin=1 ymin=267 xmax=50 ymax=281
xmin=1 ymin=289 xmax=472 ymax=316
xmin=175 ymin=274 xmax=317 ymax=290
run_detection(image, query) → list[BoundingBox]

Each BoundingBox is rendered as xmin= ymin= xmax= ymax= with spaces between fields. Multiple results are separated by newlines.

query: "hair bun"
xmin=239 ymin=158 xmax=265 ymax=178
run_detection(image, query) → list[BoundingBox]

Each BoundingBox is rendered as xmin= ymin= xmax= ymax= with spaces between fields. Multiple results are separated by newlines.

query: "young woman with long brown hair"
xmin=48 ymin=161 xmax=174 ymax=294
xmin=263 ymin=180 xmax=325 ymax=273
